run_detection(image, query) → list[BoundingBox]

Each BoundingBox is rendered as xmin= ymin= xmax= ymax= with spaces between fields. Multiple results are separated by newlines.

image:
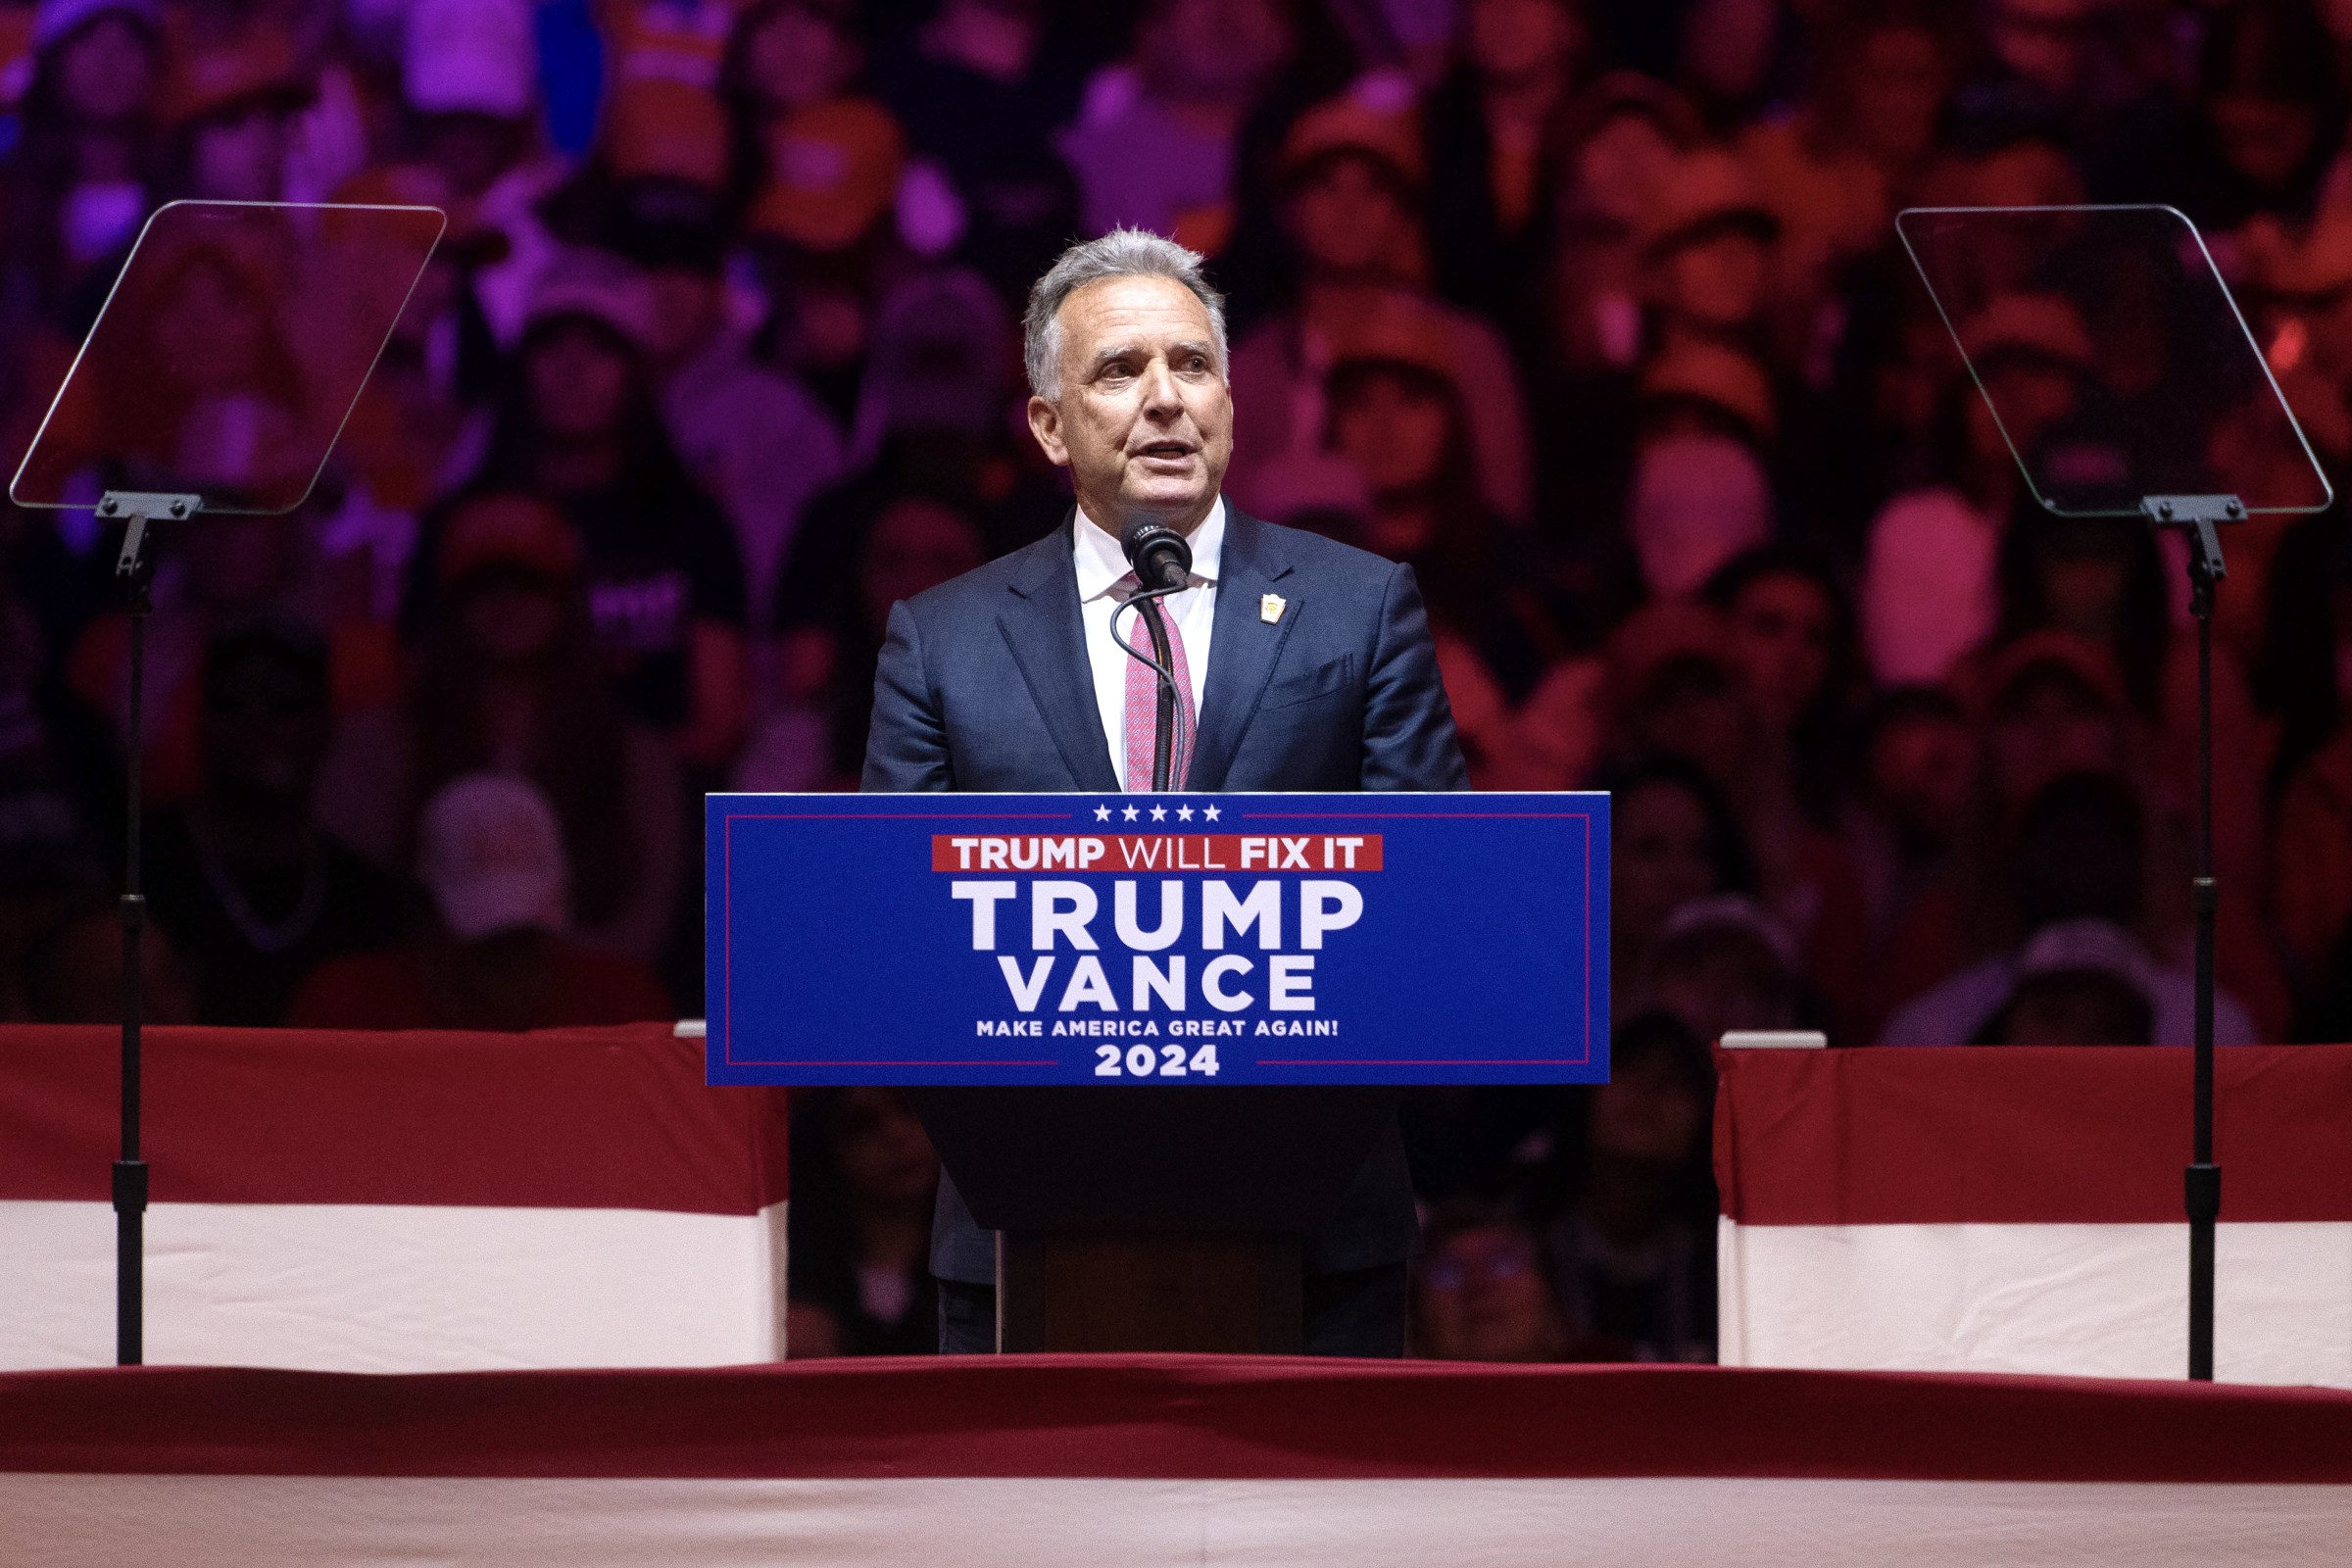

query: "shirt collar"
xmin=1074 ymin=497 xmax=1225 ymax=600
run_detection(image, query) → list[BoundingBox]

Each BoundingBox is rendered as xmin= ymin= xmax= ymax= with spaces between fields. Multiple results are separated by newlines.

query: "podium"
xmin=911 ymin=1086 xmax=1397 ymax=1350
xmin=707 ymin=790 xmax=1611 ymax=1351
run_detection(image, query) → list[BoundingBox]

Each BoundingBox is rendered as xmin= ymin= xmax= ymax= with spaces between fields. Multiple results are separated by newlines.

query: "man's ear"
xmin=1026 ymin=394 xmax=1070 ymax=468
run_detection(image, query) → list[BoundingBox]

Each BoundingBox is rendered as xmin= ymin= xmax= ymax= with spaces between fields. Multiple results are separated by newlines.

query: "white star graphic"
xmin=1122 ymin=805 xmax=1140 ymax=822
xmin=1202 ymin=805 xmax=1221 ymax=821
xmin=1094 ymin=804 xmax=1111 ymax=821
xmin=1176 ymin=804 xmax=1194 ymax=821
xmin=1150 ymin=804 xmax=1168 ymax=821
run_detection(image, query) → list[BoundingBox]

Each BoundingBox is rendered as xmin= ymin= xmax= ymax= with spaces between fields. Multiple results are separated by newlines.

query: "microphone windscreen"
xmin=1120 ymin=521 xmax=1193 ymax=591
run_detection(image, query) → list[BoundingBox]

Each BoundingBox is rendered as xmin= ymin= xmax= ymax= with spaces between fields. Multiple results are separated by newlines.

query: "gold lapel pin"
xmin=1260 ymin=593 xmax=1286 ymax=624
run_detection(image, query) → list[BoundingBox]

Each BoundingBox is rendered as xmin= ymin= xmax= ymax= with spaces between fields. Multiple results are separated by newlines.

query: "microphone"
xmin=1120 ymin=520 xmax=1193 ymax=593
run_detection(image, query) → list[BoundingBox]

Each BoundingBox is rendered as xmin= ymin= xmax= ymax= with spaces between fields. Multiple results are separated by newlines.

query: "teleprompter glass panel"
xmin=10 ymin=200 xmax=444 ymax=515
xmin=1896 ymin=204 xmax=2330 ymax=515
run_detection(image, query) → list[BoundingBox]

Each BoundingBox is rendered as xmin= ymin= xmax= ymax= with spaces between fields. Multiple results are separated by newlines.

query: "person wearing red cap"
xmin=163 ymin=27 xmax=314 ymax=203
xmin=1056 ymin=0 xmax=1296 ymax=252
xmin=288 ymin=773 xmax=671 ymax=1030
xmin=1 ymin=0 xmax=167 ymax=319
xmin=1422 ymin=0 xmax=1589 ymax=333
xmin=323 ymin=492 xmax=684 ymax=968
xmin=1225 ymin=85 xmax=1535 ymax=527
xmin=430 ymin=252 xmax=753 ymax=773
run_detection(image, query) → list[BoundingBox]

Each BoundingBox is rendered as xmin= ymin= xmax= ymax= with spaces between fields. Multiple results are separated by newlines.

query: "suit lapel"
xmin=1190 ymin=508 xmax=1298 ymax=791
xmin=997 ymin=518 xmax=1121 ymax=792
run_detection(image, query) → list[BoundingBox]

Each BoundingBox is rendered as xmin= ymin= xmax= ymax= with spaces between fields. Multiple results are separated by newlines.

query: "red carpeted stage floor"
xmin=6 ymin=1354 xmax=2352 ymax=1565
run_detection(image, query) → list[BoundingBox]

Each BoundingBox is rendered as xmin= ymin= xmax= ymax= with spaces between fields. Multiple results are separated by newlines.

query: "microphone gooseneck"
xmin=1113 ymin=520 xmax=1193 ymax=790
xmin=1120 ymin=520 xmax=1193 ymax=593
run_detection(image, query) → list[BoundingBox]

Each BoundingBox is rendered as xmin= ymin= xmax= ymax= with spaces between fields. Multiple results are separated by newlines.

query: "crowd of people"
xmin=5 ymin=0 xmax=2352 ymax=1361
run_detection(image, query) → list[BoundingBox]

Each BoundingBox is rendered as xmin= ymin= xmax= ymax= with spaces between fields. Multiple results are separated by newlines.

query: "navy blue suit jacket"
xmin=862 ymin=506 xmax=1468 ymax=1281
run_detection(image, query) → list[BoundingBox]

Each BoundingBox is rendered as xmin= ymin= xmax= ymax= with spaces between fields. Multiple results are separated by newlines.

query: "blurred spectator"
xmin=17 ymin=897 xmax=197 ymax=1024
xmin=322 ymin=161 xmax=507 ymax=605
xmin=287 ymin=773 xmax=670 ymax=1030
xmin=771 ymin=481 xmax=988 ymax=785
xmin=1845 ymin=684 xmax=1972 ymax=956
xmin=1322 ymin=307 xmax=1563 ymax=700
xmin=164 ymin=27 xmax=311 ymax=204
xmin=1524 ymin=72 xmax=1701 ymax=552
xmin=2157 ymin=0 xmax=2343 ymax=231
xmin=1881 ymin=764 xmax=2258 ymax=1046
xmin=726 ymin=0 xmax=907 ymax=428
xmin=0 ymin=0 xmax=167 ymax=325
xmin=1601 ymin=600 xmax=1867 ymax=1021
xmin=1412 ymin=1202 xmax=1571 ymax=1360
xmin=1984 ymin=509 xmax=2269 ymax=900
xmin=1638 ymin=148 xmax=1781 ymax=366
xmin=1703 ymin=543 xmax=1858 ymax=819
xmin=1622 ymin=426 xmax=1770 ymax=599
xmin=324 ymin=492 xmax=683 ymax=964
xmin=1982 ymin=918 xmax=2161 ymax=1046
xmin=0 ymin=587 xmax=110 ymax=1018
xmin=140 ymin=624 xmax=410 ymax=1025
xmin=433 ymin=251 xmax=752 ymax=769
xmin=1547 ymin=1010 xmax=1715 ymax=1362
xmin=1059 ymin=0 xmax=1296 ymax=249
xmin=1740 ymin=4 xmax=1959 ymax=306
xmin=400 ymin=0 xmax=564 ymax=344
xmin=1597 ymin=750 xmax=1758 ymax=991
xmin=871 ymin=0 xmax=1091 ymax=297
xmin=1634 ymin=893 xmax=1806 ymax=1045
xmin=1226 ymin=87 xmax=1534 ymax=523
xmin=761 ymin=264 xmax=1051 ymax=783
xmin=590 ymin=100 xmax=851 ymax=639
xmin=1423 ymin=0 xmax=1588 ymax=328
xmin=1535 ymin=72 xmax=1699 ymax=382
xmin=843 ymin=264 xmax=1017 ymax=464
xmin=786 ymin=1086 xmax=941 ymax=1356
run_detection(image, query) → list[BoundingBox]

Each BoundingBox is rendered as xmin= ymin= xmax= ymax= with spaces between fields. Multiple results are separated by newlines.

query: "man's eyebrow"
xmin=1088 ymin=339 xmax=1217 ymax=368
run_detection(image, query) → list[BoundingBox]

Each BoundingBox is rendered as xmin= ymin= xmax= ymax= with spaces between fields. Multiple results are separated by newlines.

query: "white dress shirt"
xmin=1074 ymin=498 xmax=1223 ymax=789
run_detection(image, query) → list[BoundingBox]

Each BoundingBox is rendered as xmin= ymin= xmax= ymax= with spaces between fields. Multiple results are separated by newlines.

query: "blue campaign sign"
xmin=706 ymin=792 xmax=1609 ymax=1087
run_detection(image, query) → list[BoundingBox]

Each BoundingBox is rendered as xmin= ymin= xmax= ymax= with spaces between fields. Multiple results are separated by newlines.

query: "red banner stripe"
xmin=0 ymin=1025 xmax=788 ymax=1213
xmin=1715 ymin=1044 xmax=2352 ymax=1225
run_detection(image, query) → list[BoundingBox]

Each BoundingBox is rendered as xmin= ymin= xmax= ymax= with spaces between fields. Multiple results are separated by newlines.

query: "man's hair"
xmin=1022 ymin=227 xmax=1228 ymax=400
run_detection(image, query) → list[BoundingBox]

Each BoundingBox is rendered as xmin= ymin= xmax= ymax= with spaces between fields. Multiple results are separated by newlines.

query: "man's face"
xmin=191 ymin=105 xmax=288 ymax=203
xmin=1659 ymin=230 xmax=1770 ymax=331
xmin=1288 ymin=156 xmax=1413 ymax=277
xmin=526 ymin=321 xmax=635 ymax=441
xmin=200 ymin=652 xmax=330 ymax=813
xmin=1026 ymin=274 xmax=1233 ymax=532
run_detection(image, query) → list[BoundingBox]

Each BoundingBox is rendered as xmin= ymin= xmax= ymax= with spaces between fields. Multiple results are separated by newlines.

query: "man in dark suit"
xmin=863 ymin=227 xmax=1468 ymax=1354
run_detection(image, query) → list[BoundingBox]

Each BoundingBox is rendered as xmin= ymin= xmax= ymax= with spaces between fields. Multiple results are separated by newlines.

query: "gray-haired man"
xmin=863 ymin=229 xmax=1468 ymax=1354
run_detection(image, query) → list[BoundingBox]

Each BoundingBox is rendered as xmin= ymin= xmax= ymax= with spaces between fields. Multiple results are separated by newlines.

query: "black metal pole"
xmin=115 ymin=513 xmax=153 ymax=1367
xmin=2185 ymin=527 xmax=2222 ymax=1383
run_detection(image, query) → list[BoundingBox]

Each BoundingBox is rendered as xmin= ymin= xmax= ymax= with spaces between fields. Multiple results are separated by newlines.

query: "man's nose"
xmin=1137 ymin=357 xmax=1182 ymax=415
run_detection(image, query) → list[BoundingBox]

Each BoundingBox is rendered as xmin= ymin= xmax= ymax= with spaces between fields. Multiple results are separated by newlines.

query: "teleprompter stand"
xmin=1899 ymin=203 xmax=2335 ymax=1380
xmin=2143 ymin=495 xmax=2237 ymax=1383
xmin=9 ymin=199 xmax=444 ymax=1365
xmin=102 ymin=492 xmax=201 ymax=1364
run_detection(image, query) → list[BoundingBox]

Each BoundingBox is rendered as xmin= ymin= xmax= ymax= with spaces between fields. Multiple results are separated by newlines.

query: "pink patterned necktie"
xmin=1119 ymin=574 xmax=1196 ymax=791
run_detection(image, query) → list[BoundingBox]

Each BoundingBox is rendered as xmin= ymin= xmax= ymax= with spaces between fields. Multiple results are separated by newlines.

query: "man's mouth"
xmin=1136 ymin=441 xmax=1196 ymax=462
